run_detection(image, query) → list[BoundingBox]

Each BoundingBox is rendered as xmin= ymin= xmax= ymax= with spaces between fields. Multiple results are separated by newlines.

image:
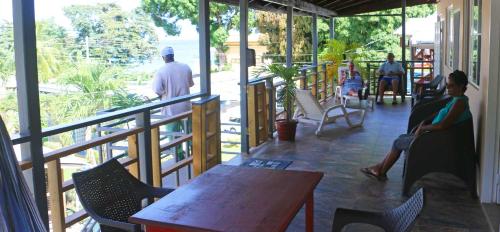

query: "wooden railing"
xmin=15 ymin=94 xmax=220 ymax=232
xmin=246 ymin=62 xmax=335 ymax=149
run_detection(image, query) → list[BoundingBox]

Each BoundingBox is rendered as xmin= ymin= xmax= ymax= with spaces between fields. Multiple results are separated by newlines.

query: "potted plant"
xmin=264 ymin=64 xmax=299 ymax=141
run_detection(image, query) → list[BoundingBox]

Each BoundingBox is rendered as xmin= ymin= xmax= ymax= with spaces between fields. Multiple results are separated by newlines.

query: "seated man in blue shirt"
xmin=340 ymin=61 xmax=368 ymax=100
xmin=377 ymin=53 xmax=404 ymax=105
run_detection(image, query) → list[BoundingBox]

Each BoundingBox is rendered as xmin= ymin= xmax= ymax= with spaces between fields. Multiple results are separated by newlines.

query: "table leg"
xmin=306 ymin=192 xmax=314 ymax=232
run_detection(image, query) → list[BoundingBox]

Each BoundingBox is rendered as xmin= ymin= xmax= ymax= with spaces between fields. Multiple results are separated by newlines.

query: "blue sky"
xmin=0 ymin=0 xmax=198 ymax=40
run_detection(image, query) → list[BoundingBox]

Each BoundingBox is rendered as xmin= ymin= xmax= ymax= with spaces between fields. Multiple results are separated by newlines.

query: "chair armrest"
xmin=331 ymin=208 xmax=387 ymax=232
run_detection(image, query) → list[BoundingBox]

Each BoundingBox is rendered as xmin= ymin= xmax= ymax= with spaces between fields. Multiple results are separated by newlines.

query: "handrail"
xmin=12 ymin=93 xmax=205 ymax=144
xmin=19 ymin=127 xmax=144 ymax=170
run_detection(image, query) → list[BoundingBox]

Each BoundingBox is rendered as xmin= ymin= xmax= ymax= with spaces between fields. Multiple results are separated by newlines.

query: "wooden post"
xmin=47 ymin=159 xmax=65 ymax=232
xmin=247 ymin=84 xmax=259 ymax=147
xmin=311 ymin=72 xmax=318 ymax=98
xmin=127 ymin=134 xmax=140 ymax=179
xmin=192 ymin=96 xmax=221 ymax=176
xmin=247 ymin=82 xmax=268 ymax=147
xmin=321 ymin=64 xmax=327 ymax=101
xmin=150 ymin=128 xmax=161 ymax=187
xmin=300 ymin=69 xmax=307 ymax=90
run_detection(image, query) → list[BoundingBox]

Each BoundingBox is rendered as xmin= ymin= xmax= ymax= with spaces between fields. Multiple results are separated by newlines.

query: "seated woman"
xmin=340 ymin=61 xmax=369 ymax=100
xmin=361 ymin=70 xmax=472 ymax=180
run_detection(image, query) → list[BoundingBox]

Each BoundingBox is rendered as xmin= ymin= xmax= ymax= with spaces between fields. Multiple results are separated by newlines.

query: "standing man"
xmin=377 ymin=53 xmax=404 ymax=105
xmin=152 ymin=46 xmax=194 ymax=160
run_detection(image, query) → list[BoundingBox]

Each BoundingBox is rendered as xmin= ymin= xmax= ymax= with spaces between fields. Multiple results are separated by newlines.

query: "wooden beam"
xmin=335 ymin=0 xmax=436 ymax=16
xmin=262 ymin=0 xmax=337 ymax=16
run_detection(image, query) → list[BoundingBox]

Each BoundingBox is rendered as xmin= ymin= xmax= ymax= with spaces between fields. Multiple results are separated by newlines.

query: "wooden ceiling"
xmin=215 ymin=0 xmax=437 ymax=17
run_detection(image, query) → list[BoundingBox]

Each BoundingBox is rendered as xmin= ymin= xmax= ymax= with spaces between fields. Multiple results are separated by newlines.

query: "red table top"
xmin=129 ymin=165 xmax=324 ymax=232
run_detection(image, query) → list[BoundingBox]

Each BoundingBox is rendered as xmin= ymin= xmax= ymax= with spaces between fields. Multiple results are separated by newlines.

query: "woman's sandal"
xmin=360 ymin=167 xmax=388 ymax=181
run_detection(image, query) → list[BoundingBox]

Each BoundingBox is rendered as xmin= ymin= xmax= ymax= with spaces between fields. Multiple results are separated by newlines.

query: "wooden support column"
xmin=329 ymin=18 xmax=335 ymax=39
xmin=247 ymin=82 xmax=268 ymax=147
xmin=12 ymin=0 xmax=49 ymax=225
xmin=47 ymin=159 xmax=64 ymax=232
xmin=286 ymin=0 xmax=293 ymax=67
xmin=401 ymin=0 xmax=407 ymax=101
xmin=239 ymin=0 xmax=249 ymax=154
xmin=199 ymin=0 xmax=211 ymax=95
xmin=192 ymin=96 xmax=221 ymax=176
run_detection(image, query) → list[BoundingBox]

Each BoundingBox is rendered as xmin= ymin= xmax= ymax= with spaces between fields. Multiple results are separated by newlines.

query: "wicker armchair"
xmin=331 ymin=188 xmax=424 ymax=232
xmin=73 ymin=159 xmax=174 ymax=232
xmin=403 ymin=119 xmax=477 ymax=197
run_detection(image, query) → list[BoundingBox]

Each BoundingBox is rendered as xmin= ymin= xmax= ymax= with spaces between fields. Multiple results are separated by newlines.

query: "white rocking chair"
xmin=294 ymin=89 xmax=366 ymax=135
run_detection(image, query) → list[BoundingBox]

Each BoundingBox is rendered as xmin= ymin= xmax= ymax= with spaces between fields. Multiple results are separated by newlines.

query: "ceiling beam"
xmin=213 ymin=0 xmax=313 ymax=16
xmin=262 ymin=0 xmax=337 ymax=16
xmin=336 ymin=0 xmax=435 ymax=16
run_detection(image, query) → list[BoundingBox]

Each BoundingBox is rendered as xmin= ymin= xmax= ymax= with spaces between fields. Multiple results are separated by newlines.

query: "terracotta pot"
xmin=276 ymin=119 xmax=298 ymax=141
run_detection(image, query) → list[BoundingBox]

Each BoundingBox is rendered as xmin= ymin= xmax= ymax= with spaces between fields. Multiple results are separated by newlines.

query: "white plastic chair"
xmin=334 ymin=86 xmax=375 ymax=110
xmin=294 ymin=89 xmax=366 ymax=135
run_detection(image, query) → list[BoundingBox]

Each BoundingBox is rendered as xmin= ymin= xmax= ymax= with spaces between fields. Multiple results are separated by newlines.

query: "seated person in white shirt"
xmin=377 ymin=53 xmax=404 ymax=105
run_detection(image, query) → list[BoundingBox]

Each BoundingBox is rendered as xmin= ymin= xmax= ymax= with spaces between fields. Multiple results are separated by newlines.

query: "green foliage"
xmin=333 ymin=4 xmax=436 ymax=61
xmin=257 ymin=12 xmax=326 ymax=64
xmin=0 ymin=21 xmax=15 ymax=84
xmin=261 ymin=64 xmax=299 ymax=121
xmin=36 ymin=19 xmax=72 ymax=82
xmin=63 ymin=4 xmax=158 ymax=64
xmin=141 ymin=0 xmax=256 ymax=65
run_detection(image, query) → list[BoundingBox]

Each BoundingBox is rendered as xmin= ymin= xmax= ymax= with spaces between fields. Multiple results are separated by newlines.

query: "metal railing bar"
xmin=38 ymin=93 xmax=204 ymax=138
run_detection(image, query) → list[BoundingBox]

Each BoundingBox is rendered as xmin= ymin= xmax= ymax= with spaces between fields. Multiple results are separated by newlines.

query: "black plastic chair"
xmin=407 ymin=96 xmax=451 ymax=134
xmin=331 ymin=188 xmax=425 ymax=232
xmin=375 ymin=75 xmax=405 ymax=103
xmin=403 ymin=119 xmax=477 ymax=197
xmin=411 ymin=75 xmax=445 ymax=106
xmin=73 ymin=158 xmax=174 ymax=232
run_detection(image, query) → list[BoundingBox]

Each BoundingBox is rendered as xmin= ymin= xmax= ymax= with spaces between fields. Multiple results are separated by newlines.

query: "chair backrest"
xmin=429 ymin=75 xmax=444 ymax=89
xmin=0 ymin=117 xmax=48 ymax=232
xmin=384 ymin=188 xmax=425 ymax=232
xmin=73 ymin=159 xmax=147 ymax=223
xmin=408 ymin=96 xmax=452 ymax=133
xmin=295 ymin=89 xmax=325 ymax=120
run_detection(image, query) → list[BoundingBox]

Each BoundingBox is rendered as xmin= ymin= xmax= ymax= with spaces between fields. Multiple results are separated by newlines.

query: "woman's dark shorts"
xmin=392 ymin=134 xmax=415 ymax=151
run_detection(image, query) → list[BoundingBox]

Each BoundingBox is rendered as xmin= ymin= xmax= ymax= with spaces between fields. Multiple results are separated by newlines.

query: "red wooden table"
xmin=129 ymin=164 xmax=323 ymax=232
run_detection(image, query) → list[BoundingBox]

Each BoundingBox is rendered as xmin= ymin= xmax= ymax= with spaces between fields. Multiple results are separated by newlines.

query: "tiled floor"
xmin=228 ymin=100 xmax=494 ymax=232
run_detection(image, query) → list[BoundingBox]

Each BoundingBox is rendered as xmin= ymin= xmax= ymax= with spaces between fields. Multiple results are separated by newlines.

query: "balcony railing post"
xmin=192 ymin=96 xmax=221 ymax=176
xmin=300 ymin=69 xmax=307 ymax=90
xmin=266 ymin=79 xmax=275 ymax=138
xmin=127 ymin=134 xmax=140 ymax=179
xmin=135 ymin=111 xmax=153 ymax=188
xmin=312 ymin=70 xmax=318 ymax=98
xmin=321 ymin=63 xmax=327 ymax=101
xmin=47 ymin=159 xmax=64 ymax=232
xmin=150 ymin=127 xmax=162 ymax=188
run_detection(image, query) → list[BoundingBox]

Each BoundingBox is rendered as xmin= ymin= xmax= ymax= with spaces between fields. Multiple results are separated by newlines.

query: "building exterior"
xmin=437 ymin=0 xmax=500 ymax=203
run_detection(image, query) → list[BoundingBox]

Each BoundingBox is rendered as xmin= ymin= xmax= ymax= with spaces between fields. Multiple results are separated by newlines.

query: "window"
xmin=469 ymin=0 xmax=482 ymax=85
xmin=447 ymin=7 xmax=460 ymax=70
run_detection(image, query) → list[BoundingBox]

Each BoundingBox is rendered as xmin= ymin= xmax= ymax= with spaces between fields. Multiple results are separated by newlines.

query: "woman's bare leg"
xmin=367 ymin=148 xmax=403 ymax=176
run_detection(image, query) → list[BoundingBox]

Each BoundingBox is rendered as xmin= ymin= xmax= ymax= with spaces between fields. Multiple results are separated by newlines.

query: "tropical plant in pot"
xmin=264 ymin=64 xmax=299 ymax=141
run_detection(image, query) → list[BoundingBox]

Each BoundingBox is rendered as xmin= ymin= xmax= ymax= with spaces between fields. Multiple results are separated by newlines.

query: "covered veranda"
xmin=6 ymin=0 xmax=498 ymax=231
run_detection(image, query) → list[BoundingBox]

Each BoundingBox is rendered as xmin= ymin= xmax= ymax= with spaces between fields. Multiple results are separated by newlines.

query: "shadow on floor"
xmin=228 ymin=100 xmax=493 ymax=232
